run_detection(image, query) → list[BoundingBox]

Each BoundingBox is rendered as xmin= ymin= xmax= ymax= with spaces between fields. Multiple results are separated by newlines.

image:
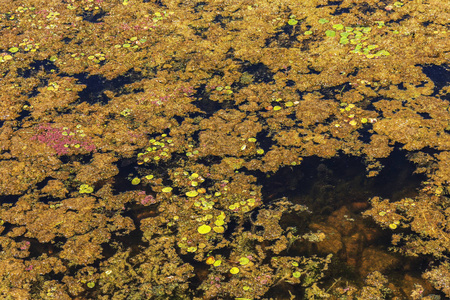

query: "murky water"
xmin=0 ymin=1 xmax=449 ymax=299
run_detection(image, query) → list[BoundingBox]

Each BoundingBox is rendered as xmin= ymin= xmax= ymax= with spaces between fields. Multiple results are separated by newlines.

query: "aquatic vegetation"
xmin=131 ymin=177 xmax=140 ymax=185
xmin=197 ymin=224 xmax=211 ymax=234
xmin=31 ymin=124 xmax=96 ymax=155
xmin=186 ymin=190 xmax=199 ymax=197
xmin=161 ymin=186 xmax=172 ymax=193
xmin=0 ymin=0 xmax=448 ymax=299
xmin=137 ymin=133 xmax=179 ymax=164
xmin=78 ymin=184 xmax=94 ymax=194
xmin=288 ymin=16 xmax=298 ymax=26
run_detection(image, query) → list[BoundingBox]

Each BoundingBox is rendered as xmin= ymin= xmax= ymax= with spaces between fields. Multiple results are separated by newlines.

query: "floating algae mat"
xmin=0 ymin=0 xmax=448 ymax=299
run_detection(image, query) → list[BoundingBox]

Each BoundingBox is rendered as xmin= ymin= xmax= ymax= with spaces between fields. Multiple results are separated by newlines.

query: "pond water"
xmin=0 ymin=1 xmax=449 ymax=299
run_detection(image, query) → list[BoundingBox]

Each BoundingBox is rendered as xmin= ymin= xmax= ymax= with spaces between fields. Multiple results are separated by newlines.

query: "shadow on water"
xmin=421 ymin=64 xmax=450 ymax=98
xmin=262 ymin=148 xmax=424 ymax=214
xmin=260 ymin=149 xmax=442 ymax=298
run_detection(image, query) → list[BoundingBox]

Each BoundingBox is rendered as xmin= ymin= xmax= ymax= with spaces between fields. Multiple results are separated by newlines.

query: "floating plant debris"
xmin=0 ymin=0 xmax=448 ymax=299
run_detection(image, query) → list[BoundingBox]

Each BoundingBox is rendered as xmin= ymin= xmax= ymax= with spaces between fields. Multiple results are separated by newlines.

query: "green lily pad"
xmin=376 ymin=50 xmax=390 ymax=56
xmin=288 ymin=19 xmax=298 ymax=26
xmin=325 ymin=30 xmax=336 ymax=37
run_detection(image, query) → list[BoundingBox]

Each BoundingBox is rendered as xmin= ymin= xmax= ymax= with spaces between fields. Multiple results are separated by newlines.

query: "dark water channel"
xmin=261 ymin=149 xmax=443 ymax=298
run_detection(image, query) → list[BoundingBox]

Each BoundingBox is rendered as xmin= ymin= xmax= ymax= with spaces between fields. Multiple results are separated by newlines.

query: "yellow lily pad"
xmin=198 ymin=224 xmax=211 ymax=234
xmin=186 ymin=190 xmax=199 ymax=197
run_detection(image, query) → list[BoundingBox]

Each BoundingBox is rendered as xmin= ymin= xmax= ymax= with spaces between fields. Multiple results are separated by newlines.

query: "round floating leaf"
xmin=376 ymin=50 xmax=390 ymax=56
xmin=79 ymin=184 xmax=94 ymax=194
xmin=239 ymin=257 xmax=250 ymax=265
xmin=230 ymin=267 xmax=240 ymax=274
xmin=318 ymin=18 xmax=329 ymax=24
xmin=214 ymin=219 xmax=225 ymax=226
xmin=288 ymin=19 xmax=298 ymax=26
xmin=186 ymin=190 xmax=199 ymax=197
xmin=213 ymin=226 xmax=224 ymax=233
xmin=162 ymin=187 xmax=173 ymax=193
xmin=9 ymin=47 xmax=19 ymax=53
xmin=389 ymin=223 xmax=397 ymax=229
xmin=325 ymin=30 xmax=336 ymax=37
xmin=332 ymin=24 xmax=344 ymax=30
xmin=198 ymin=224 xmax=211 ymax=234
